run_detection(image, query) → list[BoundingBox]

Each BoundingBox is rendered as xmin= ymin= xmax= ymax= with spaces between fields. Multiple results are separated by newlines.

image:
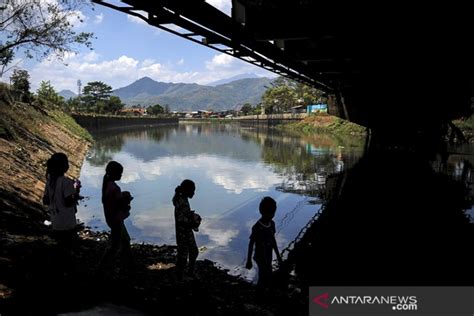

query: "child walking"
xmin=99 ymin=161 xmax=134 ymax=271
xmin=246 ymin=196 xmax=283 ymax=289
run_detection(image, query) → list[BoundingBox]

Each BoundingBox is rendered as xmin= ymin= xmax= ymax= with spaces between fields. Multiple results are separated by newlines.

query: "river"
xmin=76 ymin=123 xmax=365 ymax=280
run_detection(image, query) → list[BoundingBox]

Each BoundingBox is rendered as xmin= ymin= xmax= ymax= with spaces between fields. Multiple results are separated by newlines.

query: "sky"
xmin=2 ymin=0 xmax=277 ymax=92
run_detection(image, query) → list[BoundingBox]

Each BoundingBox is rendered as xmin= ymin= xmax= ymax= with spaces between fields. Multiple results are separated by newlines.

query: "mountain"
xmin=207 ymin=73 xmax=260 ymax=86
xmin=112 ymin=76 xmax=273 ymax=111
xmin=58 ymin=89 xmax=76 ymax=99
xmin=112 ymin=76 xmax=174 ymax=100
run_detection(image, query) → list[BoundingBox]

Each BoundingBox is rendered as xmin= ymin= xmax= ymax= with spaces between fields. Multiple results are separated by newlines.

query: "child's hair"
xmin=172 ymin=179 xmax=195 ymax=205
xmin=102 ymin=161 xmax=124 ymax=204
xmin=259 ymin=196 xmax=277 ymax=216
xmin=46 ymin=153 xmax=69 ymax=187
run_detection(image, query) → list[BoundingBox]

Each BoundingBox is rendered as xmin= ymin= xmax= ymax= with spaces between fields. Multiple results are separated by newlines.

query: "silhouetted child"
xmin=99 ymin=161 xmax=134 ymax=271
xmin=172 ymin=179 xmax=200 ymax=280
xmin=246 ymin=196 xmax=283 ymax=290
xmin=43 ymin=153 xmax=82 ymax=247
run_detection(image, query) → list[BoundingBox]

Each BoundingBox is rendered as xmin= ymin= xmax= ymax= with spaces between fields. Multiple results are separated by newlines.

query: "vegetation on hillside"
xmin=0 ymin=81 xmax=91 ymax=241
xmin=0 ymin=82 xmax=92 ymax=142
xmin=112 ymin=76 xmax=273 ymax=111
xmin=280 ymin=112 xmax=367 ymax=137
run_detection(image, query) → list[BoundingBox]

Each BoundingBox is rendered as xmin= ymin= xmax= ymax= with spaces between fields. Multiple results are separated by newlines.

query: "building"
xmin=119 ymin=108 xmax=147 ymax=116
xmin=307 ymin=103 xmax=328 ymax=113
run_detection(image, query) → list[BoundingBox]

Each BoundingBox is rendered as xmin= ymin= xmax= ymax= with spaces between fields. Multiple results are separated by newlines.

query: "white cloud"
xmin=200 ymin=222 xmax=239 ymax=247
xmin=83 ymin=51 xmax=100 ymax=62
xmin=29 ymin=54 xmax=140 ymax=90
xmin=197 ymin=53 xmax=277 ymax=84
xmin=127 ymin=11 xmax=148 ymax=25
xmin=141 ymin=59 xmax=156 ymax=67
xmin=205 ymin=0 xmax=232 ymax=15
xmin=26 ymin=50 xmax=275 ymax=91
xmin=204 ymin=159 xmax=280 ymax=194
xmin=67 ymin=10 xmax=88 ymax=28
xmin=121 ymin=171 xmax=141 ymax=184
xmin=94 ymin=13 xmax=104 ymax=24
xmin=81 ymin=152 xmax=280 ymax=194
xmin=206 ymin=53 xmax=235 ymax=70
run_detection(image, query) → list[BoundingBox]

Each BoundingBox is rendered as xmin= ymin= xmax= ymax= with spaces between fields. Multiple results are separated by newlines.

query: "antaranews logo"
xmin=310 ymin=286 xmax=474 ymax=316
xmin=313 ymin=292 xmax=330 ymax=309
xmin=311 ymin=292 xmax=418 ymax=312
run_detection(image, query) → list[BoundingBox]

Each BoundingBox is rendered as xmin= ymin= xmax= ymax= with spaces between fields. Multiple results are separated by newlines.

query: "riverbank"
xmin=0 ymin=85 xmax=92 ymax=235
xmin=278 ymin=113 xmax=367 ymax=137
xmin=276 ymin=113 xmax=367 ymax=149
xmin=72 ymin=114 xmax=178 ymax=132
xmin=0 ymin=85 xmax=304 ymax=315
xmin=281 ymin=113 xmax=474 ymax=143
xmin=1 ymin=227 xmax=304 ymax=315
xmin=0 ymin=83 xmax=90 ymax=308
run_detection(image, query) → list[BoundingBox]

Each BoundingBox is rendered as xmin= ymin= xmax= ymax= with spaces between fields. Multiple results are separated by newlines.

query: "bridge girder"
xmin=93 ymin=0 xmax=473 ymax=136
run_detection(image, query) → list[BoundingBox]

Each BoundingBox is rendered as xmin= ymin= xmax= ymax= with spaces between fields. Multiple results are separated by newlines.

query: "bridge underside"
xmin=94 ymin=0 xmax=473 ymax=140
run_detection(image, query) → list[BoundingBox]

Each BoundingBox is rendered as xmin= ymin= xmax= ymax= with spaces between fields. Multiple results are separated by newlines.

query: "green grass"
xmin=280 ymin=114 xmax=367 ymax=137
xmin=0 ymin=83 xmax=93 ymax=143
xmin=48 ymin=109 xmax=93 ymax=142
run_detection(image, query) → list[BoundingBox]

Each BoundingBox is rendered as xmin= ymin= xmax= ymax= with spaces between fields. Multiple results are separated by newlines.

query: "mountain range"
xmin=207 ymin=73 xmax=260 ymax=86
xmin=112 ymin=75 xmax=273 ymax=111
xmin=58 ymin=89 xmax=77 ymax=99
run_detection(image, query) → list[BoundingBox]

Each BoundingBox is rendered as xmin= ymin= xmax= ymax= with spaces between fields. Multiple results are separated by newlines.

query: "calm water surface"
xmin=76 ymin=123 xmax=364 ymax=278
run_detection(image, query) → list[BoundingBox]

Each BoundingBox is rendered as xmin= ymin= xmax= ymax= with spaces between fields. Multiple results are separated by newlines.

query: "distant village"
xmin=119 ymin=104 xmax=327 ymax=118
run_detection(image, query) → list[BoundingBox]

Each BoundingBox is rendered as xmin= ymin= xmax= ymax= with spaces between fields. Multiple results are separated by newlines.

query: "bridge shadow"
xmin=287 ymin=147 xmax=473 ymax=286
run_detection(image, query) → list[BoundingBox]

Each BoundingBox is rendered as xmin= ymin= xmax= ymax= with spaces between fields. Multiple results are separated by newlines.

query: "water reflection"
xmin=77 ymin=124 xmax=364 ymax=278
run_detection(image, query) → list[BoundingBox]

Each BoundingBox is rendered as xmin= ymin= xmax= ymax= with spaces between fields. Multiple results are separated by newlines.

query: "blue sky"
xmin=2 ymin=0 xmax=276 ymax=92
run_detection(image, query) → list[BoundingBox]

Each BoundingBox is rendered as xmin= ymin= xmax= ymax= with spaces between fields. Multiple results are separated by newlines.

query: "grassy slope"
xmin=280 ymin=113 xmax=367 ymax=136
xmin=0 ymin=83 xmax=92 ymax=233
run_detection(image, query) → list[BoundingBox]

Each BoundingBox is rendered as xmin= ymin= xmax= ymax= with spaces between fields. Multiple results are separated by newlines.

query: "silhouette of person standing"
xmin=43 ymin=153 xmax=81 ymax=247
xmin=172 ymin=179 xmax=199 ymax=280
xmin=99 ymin=161 xmax=134 ymax=271
xmin=246 ymin=196 xmax=283 ymax=290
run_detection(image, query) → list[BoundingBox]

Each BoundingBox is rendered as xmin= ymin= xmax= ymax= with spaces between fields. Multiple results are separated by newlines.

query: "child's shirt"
xmin=103 ymin=181 xmax=129 ymax=227
xmin=173 ymin=194 xmax=193 ymax=232
xmin=43 ymin=175 xmax=77 ymax=231
xmin=250 ymin=220 xmax=276 ymax=266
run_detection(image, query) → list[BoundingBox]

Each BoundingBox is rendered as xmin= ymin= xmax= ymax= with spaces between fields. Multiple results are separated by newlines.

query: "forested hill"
xmin=112 ymin=76 xmax=273 ymax=111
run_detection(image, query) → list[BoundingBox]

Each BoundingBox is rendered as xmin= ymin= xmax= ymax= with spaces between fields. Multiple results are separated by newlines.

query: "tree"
xmin=82 ymin=81 xmax=112 ymax=112
xmin=65 ymin=97 xmax=80 ymax=112
xmin=294 ymin=82 xmax=325 ymax=105
xmin=105 ymin=96 xmax=124 ymax=114
xmin=241 ymin=103 xmax=253 ymax=115
xmin=261 ymin=84 xmax=296 ymax=113
xmin=148 ymin=103 xmax=164 ymax=115
xmin=0 ymin=0 xmax=94 ymax=76
xmin=253 ymin=103 xmax=263 ymax=115
xmin=261 ymin=77 xmax=325 ymax=113
xmin=10 ymin=69 xmax=30 ymax=101
xmin=36 ymin=80 xmax=63 ymax=104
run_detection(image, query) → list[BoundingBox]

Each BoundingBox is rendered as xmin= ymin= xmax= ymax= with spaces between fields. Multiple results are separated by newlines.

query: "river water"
xmin=76 ymin=123 xmax=365 ymax=279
